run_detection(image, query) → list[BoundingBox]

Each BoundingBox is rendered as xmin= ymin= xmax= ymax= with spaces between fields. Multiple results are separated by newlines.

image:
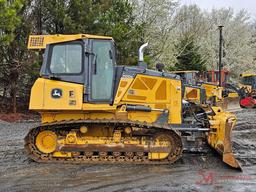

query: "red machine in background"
xmin=239 ymin=73 xmax=256 ymax=108
xmin=204 ymin=69 xmax=256 ymax=108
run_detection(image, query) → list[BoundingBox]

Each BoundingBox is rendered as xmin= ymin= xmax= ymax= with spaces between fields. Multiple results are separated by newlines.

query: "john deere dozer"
xmin=169 ymin=70 xmax=236 ymax=110
xmin=25 ymin=34 xmax=241 ymax=169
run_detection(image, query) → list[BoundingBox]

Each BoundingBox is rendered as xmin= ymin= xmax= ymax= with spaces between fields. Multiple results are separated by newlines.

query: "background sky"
xmin=180 ymin=0 xmax=256 ymax=19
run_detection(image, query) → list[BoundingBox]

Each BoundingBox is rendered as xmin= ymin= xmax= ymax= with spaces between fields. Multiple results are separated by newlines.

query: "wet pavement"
xmin=0 ymin=109 xmax=255 ymax=192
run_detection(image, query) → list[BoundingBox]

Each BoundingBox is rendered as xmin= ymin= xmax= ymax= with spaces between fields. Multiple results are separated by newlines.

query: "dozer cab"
xmin=25 ymin=34 xmax=241 ymax=169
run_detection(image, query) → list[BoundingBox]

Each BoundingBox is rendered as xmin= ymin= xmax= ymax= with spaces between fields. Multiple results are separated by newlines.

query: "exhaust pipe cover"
xmin=138 ymin=43 xmax=148 ymax=69
xmin=138 ymin=42 xmax=148 ymax=62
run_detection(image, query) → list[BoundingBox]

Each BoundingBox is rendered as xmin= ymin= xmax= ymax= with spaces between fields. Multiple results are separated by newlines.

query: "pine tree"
xmin=175 ymin=36 xmax=206 ymax=71
xmin=0 ymin=0 xmax=23 ymax=44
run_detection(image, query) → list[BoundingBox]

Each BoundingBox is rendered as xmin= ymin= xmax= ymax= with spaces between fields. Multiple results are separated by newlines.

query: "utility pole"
xmin=218 ymin=26 xmax=223 ymax=86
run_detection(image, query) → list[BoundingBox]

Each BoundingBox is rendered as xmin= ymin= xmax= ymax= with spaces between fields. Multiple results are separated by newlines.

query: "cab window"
xmin=50 ymin=43 xmax=82 ymax=74
xmin=91 ymin=40 xmax=114 ymax=101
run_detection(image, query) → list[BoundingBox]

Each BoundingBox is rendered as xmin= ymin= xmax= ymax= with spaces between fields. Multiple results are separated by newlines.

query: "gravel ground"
xmin=0 ymin=109 xmax=255 ymax=192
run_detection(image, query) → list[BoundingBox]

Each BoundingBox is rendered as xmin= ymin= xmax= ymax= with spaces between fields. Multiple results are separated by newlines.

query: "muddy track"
xmin=0 ymin=109 xmax=255 ymax=192
xmin=24 ymin=119 xmax=182 ymax=165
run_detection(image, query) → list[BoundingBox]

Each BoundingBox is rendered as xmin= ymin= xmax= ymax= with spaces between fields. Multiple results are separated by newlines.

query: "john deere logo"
xmin=51 ymin=88 xmax=62 ymax=98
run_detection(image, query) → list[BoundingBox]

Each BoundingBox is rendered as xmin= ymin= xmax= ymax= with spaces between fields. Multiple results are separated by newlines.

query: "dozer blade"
xmin=222 ymin=118 xmax=241 ymax=170
xmin=218 ymin=97 xmax=241 ymax=112
xmin=208 ymin=107 xmax=242 ymax=170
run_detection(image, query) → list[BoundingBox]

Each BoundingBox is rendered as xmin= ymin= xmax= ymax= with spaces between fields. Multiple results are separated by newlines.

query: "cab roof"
xmin=28 ymin=34 xmax=113 ymax=49
xmin=240 ymin=73 xmax=256 ymax=77
xmin=170 ymin=70 xmax=199 ymax=74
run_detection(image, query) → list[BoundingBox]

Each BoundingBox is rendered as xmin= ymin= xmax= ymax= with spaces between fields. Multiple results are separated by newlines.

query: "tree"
xmin=33 ymin=0 xmax=139 ymax=65
xmin=0 ymin=0 xmax=23 ymax=44
xmin=0 ymin=0 xmax=25 ymax=113
xmin=173 ymin=5 xmax=256 ymax=75
xmin=251 ymin=20 xmax=256 ymax=70
xmin=1 ymin=0 xmax=256 ymax=113
xmin=131 ymin=0 xmax=179 ymax=67
xmin=97 ymin=0 xmax=141 ymax=65
xmin=200 ymin=8 xmax=255 ymax=74
xmin=175 ymin=36 xmax=206 ymax=71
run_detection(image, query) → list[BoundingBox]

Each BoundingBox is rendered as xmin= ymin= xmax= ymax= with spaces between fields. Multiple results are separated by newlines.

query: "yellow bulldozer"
xmin=170 ymin=70 xmax=242 ymax=110
xmin=25 ymin=34 xmax=240 ymax=169
xmin=169 ymin=70 xmax=225 ymax=105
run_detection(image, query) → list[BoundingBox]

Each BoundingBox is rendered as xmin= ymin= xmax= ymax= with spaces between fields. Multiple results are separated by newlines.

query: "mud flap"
xmin=208 ymin=107 xmax=242 ymax=170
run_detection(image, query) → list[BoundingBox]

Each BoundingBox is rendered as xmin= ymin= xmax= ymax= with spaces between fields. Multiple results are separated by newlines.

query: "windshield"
xmin=184 ymin=73 xmax=196 ymax=85
xmin=241 ymin=76 xmax=256 ymax=86
xmin=50 ymin=43 xmax=82 ymax=74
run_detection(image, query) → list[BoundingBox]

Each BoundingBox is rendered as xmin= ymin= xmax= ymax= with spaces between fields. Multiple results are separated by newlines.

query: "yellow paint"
xmin=37 ymin=74 xmax=182 ymax=124
xmin=208 ymin=107 xmax=230 ymax=147
xmin=29 ymin=78 xmax=83 ymax=110
xmin=28 ymin=34 xmax=113 ymax=49
xmin=80 ymin=126 xmax=88 ymax=134
xmin=228 ymin=92 xmax=239 ymax=98
xmin=29 ymin=78 xmax=45 ymax=109
xmin=40 ymin=111 xmax=117 ymax=124
xmin=82 ymin=103 xmax=117 ymax=111
xmin=27 ymin=34 xmax=241 ymax=167
xmin=51 ymin=126 xmax=173 ymax=160
xmin=239 ymin=73 xmax=256 ymax=94
xmin=114 ymin=78 xmax=134 ymax=104
xmin=121 ymin=74 xmax=182 ymax=124
xmin=239 ymin=84 xmax=252 ymax=92
xmin=148 ymin=153 xmax=169 ymax=159
xmin=35 ymin=130 xmax=57 ymax=153
xmin=184 ymin=86 xmax=201 ymax=103
xmin=53 ymin=152 xmax=72 ymax=157
xmin=207 ymin=106 xmax=240 ymax=168
xmin=113 ymin=130 xmax=122 ymax=143
xmin=122 ymin=75 xmax=169 ymax=103
xmin=128 ymin=110 xmax=160 ymax=123
xmin=66 ymin=131 xmax=77 ymax=143
xmin=201 ymin=83 xmax=223 ymax=101
xmin=240 ymin=73 xmax=256 ymax=77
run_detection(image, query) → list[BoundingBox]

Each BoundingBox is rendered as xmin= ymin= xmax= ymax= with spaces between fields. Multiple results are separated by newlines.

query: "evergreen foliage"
xmin=175 ymin=36 xmax=206 ymax=71
xmin=0 ymin=0 xmax=256 ymax=113
xmin=0 ymin=0 xmax=23 ymax=44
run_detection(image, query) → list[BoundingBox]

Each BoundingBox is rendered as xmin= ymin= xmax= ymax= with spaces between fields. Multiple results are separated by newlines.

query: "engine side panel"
xmin=119 ymin=74 xmax=182 ymax=124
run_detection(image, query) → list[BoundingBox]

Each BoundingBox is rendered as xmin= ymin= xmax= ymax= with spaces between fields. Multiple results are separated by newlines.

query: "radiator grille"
xmin=29 ymin=36 xmax=44 ymax=47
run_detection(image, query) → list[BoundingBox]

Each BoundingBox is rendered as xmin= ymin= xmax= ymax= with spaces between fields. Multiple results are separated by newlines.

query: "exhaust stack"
xmin=138 ymin=43 xmax=148 ymax=68
xmin=218 ymin=26 xmax=224 ymax=87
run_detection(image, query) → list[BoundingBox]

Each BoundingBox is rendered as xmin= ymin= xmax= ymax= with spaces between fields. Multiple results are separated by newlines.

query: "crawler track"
xmin=24 ymin=119 xmax=183 ymax=164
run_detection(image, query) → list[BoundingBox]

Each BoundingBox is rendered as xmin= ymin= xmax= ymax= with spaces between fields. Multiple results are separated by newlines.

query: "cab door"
xmin=88 ymin=39 xmax=115 ymax=103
